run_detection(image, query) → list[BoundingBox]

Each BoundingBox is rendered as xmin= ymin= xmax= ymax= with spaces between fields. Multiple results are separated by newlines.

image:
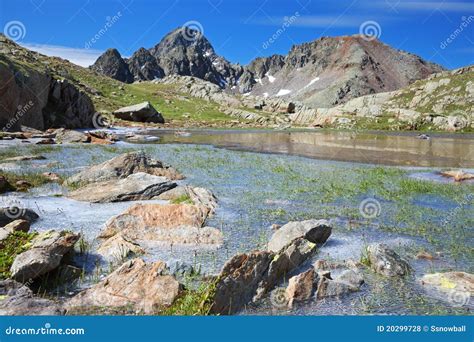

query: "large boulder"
xmin=10 ymin=230 xmax=80 ymax=282
xmin=0 ymin=208 xmax=39 ymax=226
xmin=65 ymin=259 xmax=182 ymax=314
xmin=268 ymin=219 xmax=332 ymax=252
xmin=366 ymin=243 xmax=411 ymax=277
xmin=65 ymin=152 xmax=183 ymax=186
xmin=67 ymin=173 xmax=176 ymax=203
xmin=101 ymin=203 xmax=222 ymax=245
xmin=210 ymin=237 xmax=317 ymax=314
xmin=0 ymin=279 xmax=64 ymax=315
xmin=113 ymin=102 xmax=165 ymax=123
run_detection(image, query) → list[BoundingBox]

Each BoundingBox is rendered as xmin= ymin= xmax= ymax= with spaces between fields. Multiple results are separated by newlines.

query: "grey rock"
xmin=0 ymin=219 xmax=30 ymax=244
xmin=10 ymin=230 xmax=80 ymax=282
xmin=67 ymin=172 xmax=177 ymax=203
xmin=127 ymin=48 xmax=165 ymax=81
xmin=0 ymin=279 xmax=64 ymax=315
xmin=65 ymin=151 xmax=183 ymax=186
xmin=268 ymin=219 xmax=331 ymax=252
xmin=113 ymin=101 xmax=165 ymax=123
xmin=210 ymin=237 xmax=317 ymax=314
xmin=54 ymin=128 xmax=90 ymax=143
xmin=367 ymin=243 xmax=411 ymax=277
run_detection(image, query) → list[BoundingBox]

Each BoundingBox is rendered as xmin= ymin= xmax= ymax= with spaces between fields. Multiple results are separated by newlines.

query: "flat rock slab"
xmin=65 ymin=259 xmax=181 ymax=314
xmin=65 ymin=151 xmax=183 ymax=186
xmin=97 ymin=233 xmax=145 ymax=262
xmin=68 ymin=172 xmax=176 ymax=203
xmin=268 ymin=219 xmax=332 ymax=252
xmin=420 ymin=272 xmax=473 ymax=307
xmin=101 ymin=203 xmax=222 ymax=245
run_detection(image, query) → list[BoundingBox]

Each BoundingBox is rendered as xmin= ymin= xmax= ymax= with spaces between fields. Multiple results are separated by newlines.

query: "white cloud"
xmin=19 ymin=43 xmax=103 ymax=67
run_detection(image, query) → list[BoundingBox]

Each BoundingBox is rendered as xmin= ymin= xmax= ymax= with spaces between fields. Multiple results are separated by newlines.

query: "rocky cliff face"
xmin=127 ymin=48 xmax=165 ymax=81
xmin=90 ymin=48 xmax=133 ymax=83
xmin=242 ymin=35 xmax=444 ymax=107
xmin=92 ymin=27 xmax=243 ymax=87
xmin=0 ymin=35 xmax=95 ymax=131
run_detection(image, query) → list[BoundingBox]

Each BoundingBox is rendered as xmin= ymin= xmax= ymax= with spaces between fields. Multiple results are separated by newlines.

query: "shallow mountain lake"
xmin=0 ymin=129 xmax=472 ymax=315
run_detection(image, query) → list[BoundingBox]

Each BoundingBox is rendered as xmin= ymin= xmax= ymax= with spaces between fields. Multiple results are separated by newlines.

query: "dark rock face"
xmin=0 ymin=208 xmax=39 ymax=226
xmin=150 ymin=27 xmax=242 ymax=87
xmin=0 ymin=52 xmax=95 ymax=131
xmin=90 ymin=48 xmax=133 ymax=83
xmin=127 ymin=48 xmax=165 ymax=81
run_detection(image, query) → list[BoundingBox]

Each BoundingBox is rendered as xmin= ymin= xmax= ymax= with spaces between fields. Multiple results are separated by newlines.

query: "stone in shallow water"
xmin=0 ymin=208 xmax=39 ymax=226
xmin=420 ymin=272 xmax=473 ymax=307
xmin=0 ymin=279 xmax=64 ymax=315
xmin=267 ymin=219 xmax=332 ymax=252
xmin=367 ymin=243 xmax=411 ymax=277
xmin=67 ymin=172 xmax=176 ymax=203
xmin=286 ymin=268 xmax=318 ymax=308
xmin=65 ymin=258 xmax=182 ymax=314
xmin=97 ymin=233 xmax=146 ymax=262
xmin=10 ymin=230 xmax=80 ymax=282
xmin=65 ymin=151 xmax=183 ymax=186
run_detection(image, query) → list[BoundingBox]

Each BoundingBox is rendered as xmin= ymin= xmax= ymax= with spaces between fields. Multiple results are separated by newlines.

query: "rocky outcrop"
xmin=0 ymin=35 xmax=95 ymax=131
xmin=127 ymin=48 xmax=165 ymax=81
xmin=267 ymin=219 xmax=332 ymax=252
xmin=210 ymin=237 xmax=317 ymax=314
xmin=67 ymin=173 xmax=176 ymax=203
xmin=366 ymin=243 xmax=411 ymax=277
xmin=65 ymin=259 xmax=182 ymax=314
xmin=90 ymin=48 xmax=133 ymax=83
xmin=113 ymin=102 xmax=165 ymax=123
xmin=10 ymin=230 xmax=80 ymax=282
xmin=65 ymin=152 xmax=183 ymax=186
xmin=0 ymin=279 xmax=64 ymax=315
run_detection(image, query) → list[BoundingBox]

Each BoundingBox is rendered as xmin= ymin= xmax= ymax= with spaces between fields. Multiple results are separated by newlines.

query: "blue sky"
xmin=1 ymin=0 xmax=473 ymax=69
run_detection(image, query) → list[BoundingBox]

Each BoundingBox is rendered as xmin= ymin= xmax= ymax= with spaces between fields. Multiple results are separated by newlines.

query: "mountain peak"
xmin=90 ymin=48 xmax=133 ymax=83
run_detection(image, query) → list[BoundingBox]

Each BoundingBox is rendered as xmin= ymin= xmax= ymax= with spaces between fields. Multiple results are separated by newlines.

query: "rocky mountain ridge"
xmin=92 ymin=30 xmax=444 ymax=108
